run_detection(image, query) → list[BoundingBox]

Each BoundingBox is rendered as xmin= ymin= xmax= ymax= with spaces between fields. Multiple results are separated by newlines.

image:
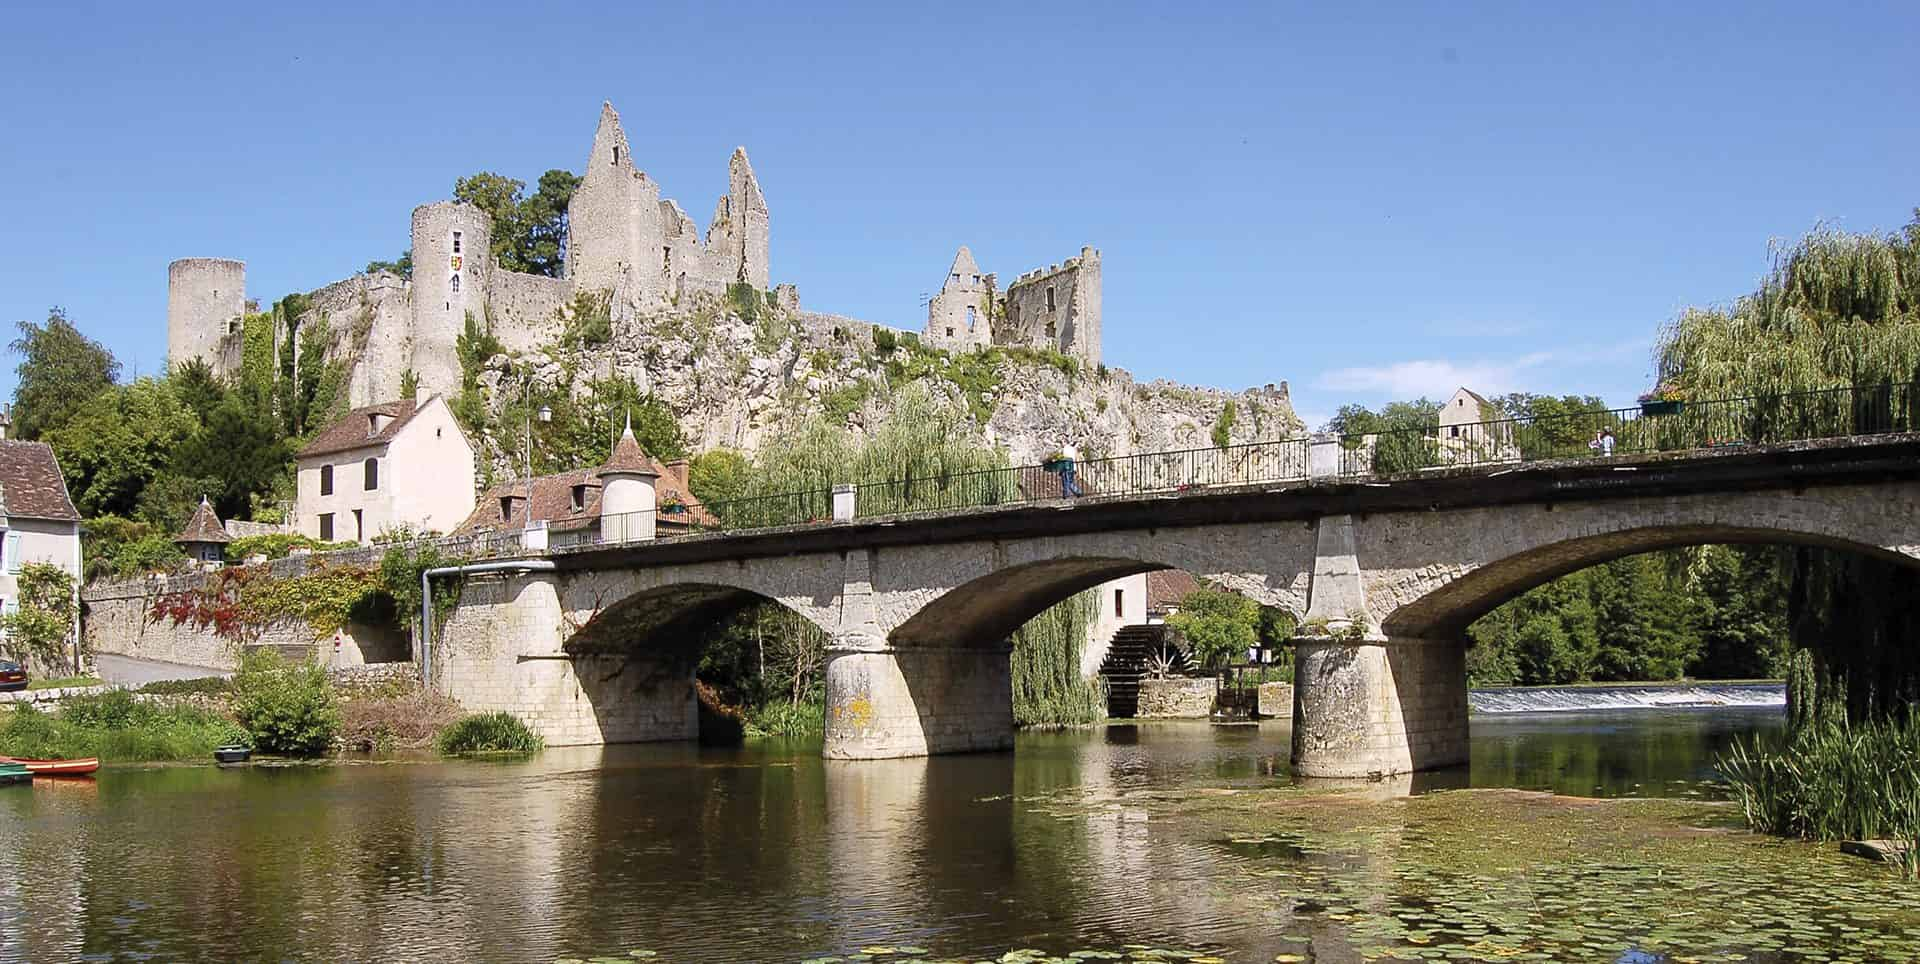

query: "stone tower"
xmin=923 ymin=246 xmax=995 ymax=352
xmin=410 ymin=201 xmax=492 ymax=399
xmin=1002 ymin=246 xmax=1102 ymax=367
xmin=167 ymin=258 xmax=246 ymax=373
xmin=707 ymin=148 xmax=770 ymax=289
xmin=566 ymin=102 xmax=666 ymax=303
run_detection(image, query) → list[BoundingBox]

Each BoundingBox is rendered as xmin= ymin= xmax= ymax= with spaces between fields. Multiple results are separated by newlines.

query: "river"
xmin=5 ymin=704 xmax=1916 ymax=963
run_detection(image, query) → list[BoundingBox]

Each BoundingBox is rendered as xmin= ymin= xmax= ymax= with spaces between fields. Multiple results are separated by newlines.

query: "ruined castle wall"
xmin=487 ymin=271 xmax=570 ymax=354
xmin=1001 ymin=249 xmax=1101 ymax=366
xmin=301 ymin=273 xmax=414 ymax=408
xmin=167 ymin=258 xmax=246 ymax=373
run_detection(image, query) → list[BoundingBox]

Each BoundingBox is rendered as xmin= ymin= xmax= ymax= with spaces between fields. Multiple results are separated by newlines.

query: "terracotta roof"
xmin=296 ymin=398 xmax=424 ymax=458
xmin=1146 ymin=570 xmax=1199 ymax=613
xmin=598 ymin=425 xmax=660 ymax=477
xmin=176 ymin=497 xmax=232 ymax=544
xmin=0 ymin=440 xmax=79 ymax=522
xmin=453 ymin=457 xmax=714 ymax=535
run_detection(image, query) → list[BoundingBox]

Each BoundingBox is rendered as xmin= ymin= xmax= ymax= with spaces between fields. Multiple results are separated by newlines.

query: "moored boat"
xmin=214 ymin=744 xmax=252 ymax=764
xmin=0 ymin=762 xmax=30 ymax=786
xmin=0 ymin=756 xmax=100 ymax=777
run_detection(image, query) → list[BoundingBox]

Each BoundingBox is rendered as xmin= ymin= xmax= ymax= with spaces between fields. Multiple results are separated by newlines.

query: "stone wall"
xmin=1136 ymin=676 xmax=1217 ymax=718
xmin=1257 ymin=681 xmax=1295 ymax=718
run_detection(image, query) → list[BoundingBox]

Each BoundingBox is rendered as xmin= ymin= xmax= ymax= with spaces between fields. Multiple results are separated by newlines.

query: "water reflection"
xmin=0 ymin=708 xmax=1791 ymax=961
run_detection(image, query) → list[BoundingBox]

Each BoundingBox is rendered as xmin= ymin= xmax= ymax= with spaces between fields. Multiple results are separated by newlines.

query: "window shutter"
xmin=4 ymin=533 xmax=20 ymax=574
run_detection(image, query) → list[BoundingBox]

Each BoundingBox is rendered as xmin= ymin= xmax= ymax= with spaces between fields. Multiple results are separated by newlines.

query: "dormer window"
xmin=368 ymin=412 xmax=392 ymax=435
xmin=500 ymin=496 xmax=514 ymax=521
xmin=571 ymin=484 xmax=588 ymax=512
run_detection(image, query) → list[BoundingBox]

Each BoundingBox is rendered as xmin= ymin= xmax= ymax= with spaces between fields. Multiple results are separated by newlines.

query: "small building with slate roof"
xmin=293 ymin=395 xmax=476 ymax=544
xmin=175 ymin=496 xmax=233 ymax=566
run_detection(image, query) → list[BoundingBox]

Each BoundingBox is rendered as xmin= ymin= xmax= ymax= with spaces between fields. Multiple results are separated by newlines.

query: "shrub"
xmin=436 ymin=711 xmax=544 ymax=755
xmin=338 ymin=688 xmax=464 ymax=753
xmin=871 ymin=327 xmax=898 ymax=354
xmin=225 ymin=532 xmax=349 ymax=562
xmin=745 ymin=700 xmax=823 ymax=739
xmin=138 ymin=676 xmax=233 ymax=696
xmin=231 ymin=649 xmax=339 ymax=757
xmin=1212 ymin=401 xmax=1238 ymax=449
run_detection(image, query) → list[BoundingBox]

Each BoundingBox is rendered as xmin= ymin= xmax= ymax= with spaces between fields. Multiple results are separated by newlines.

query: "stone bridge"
xmin=431 ymin=435 xmax=1920 ymax=777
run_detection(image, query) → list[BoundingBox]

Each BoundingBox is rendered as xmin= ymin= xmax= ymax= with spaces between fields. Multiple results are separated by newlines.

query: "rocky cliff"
xmin=458 ymin=287 xmax=1299 ymax=471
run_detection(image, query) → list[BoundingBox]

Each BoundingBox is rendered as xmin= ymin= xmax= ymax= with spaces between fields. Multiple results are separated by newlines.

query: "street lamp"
xmin=525 ymin=403 xmax=551 ymax=530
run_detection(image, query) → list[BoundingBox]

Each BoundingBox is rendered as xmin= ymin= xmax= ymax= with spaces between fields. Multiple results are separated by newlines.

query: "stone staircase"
xmin=1097 ymin=624 xmax=1186 ymax=718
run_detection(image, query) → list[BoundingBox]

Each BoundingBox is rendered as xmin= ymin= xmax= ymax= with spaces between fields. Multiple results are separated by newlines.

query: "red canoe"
xmin=0 ymin=757 xmax=100 ymax=777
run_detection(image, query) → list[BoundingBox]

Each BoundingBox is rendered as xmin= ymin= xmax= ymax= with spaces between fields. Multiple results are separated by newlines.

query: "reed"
xmin=1717 ymin=712 xmax=1920 ymax=878
xmin=435 ymin=711 xmax=544 ymax=755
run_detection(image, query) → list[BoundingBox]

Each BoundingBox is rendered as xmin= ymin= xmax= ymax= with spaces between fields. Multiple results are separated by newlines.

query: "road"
xmin=93 ymin=654 xmax=227 ymax=687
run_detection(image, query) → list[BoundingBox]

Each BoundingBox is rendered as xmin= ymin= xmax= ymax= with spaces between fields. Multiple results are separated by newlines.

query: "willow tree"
xmin=1656 ymin=210 xmax=1920 ymax=723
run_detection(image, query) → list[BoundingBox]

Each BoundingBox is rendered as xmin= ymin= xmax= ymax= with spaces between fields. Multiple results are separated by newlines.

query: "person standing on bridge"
xmin=1059 ymin=441 xmax=1083 ymax=498
xmin=1589 ymin=428 xmax=1615 ymax=456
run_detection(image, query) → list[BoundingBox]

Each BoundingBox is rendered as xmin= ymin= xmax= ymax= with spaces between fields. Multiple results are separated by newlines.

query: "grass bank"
xmin=0 ymin=690 xmax=245 ymax=762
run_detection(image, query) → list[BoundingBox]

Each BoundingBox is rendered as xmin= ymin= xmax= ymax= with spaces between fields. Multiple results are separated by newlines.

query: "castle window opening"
xmin=320 ymin=465 xmax=334 ymax=496
xmin=1046 ymin=286 xmax=1056 ymax=311
xmin=452 ymin=231 xmax=462 ymax=255
xmin=966 ymin=306 xmax=977 ymax=330
xmin=612 ymin=146 xmax=621 ymax=166
xmin=363 ymin=457 xmax=379 ymax=491
xmin=663 ymin=246 xmax=672 ymax=272
xmin=951 ymin=273 xmax=960 ymax=281
xmin=972 ymin=274 xmax=981 ymax=283
xmin=318 ymin=513 xmax=334 ymax=542
xmin=450 ymin=273 xmax=461 ymax=294
xmin=945 ymin=328 xmax=954 ymax=338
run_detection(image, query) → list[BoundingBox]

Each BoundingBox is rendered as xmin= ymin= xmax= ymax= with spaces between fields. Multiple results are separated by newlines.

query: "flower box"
xmin=660 ymin=503 xmax=688 ymax=515
xmin=1041 ymin=458 xmax=1069 ymax=472
xmin=1640 ymin=400 xmax=1684 ymax=417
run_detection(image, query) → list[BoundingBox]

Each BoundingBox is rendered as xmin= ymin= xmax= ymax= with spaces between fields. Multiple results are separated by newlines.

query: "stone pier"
xmin=823 ymin=646 xmax=1013 ymax=759
xmin=1290 ymin=636 xmax=1468 ymax=778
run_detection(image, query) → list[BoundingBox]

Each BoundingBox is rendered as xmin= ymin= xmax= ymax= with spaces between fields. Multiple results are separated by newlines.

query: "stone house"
xmin=452 ymin=426 xmax=713 ymax=548
xmin=293 ymin=396 xmax=477 ymax=544
xmin=0 ymin=440 xmax=82 ymax=650
xmin=1436 ymin=386 xmax=1518 ymax=464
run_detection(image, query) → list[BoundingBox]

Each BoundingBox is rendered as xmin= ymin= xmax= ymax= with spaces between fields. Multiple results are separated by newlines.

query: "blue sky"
xmin=2 ymin=1 xmax=1915 ymax=430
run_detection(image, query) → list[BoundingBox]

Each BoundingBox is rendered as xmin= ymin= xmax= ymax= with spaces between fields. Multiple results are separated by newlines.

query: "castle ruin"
xmin=167 ymin=101 xmax=1103 ymax=408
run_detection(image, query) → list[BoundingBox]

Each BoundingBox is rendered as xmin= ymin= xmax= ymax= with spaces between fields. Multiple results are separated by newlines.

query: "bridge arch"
xmin=555 ymin=563 xmax=842 ymax=654
xmin=879 ymin=525 xmax=1315 ymax=649
xmin=1369 ymin=485 xmax=1920 ymax=638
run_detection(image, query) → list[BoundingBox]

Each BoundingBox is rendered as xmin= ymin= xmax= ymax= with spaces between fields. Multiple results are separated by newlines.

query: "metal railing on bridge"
xmin=567 ymin=381 xmax=1920 ymax=548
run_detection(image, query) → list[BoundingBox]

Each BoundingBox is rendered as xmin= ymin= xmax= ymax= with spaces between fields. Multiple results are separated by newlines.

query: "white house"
xmin=294 ymin=396 xmax=476 ymax=543
xmin=0 ymin=440 xmax=82 ymax=652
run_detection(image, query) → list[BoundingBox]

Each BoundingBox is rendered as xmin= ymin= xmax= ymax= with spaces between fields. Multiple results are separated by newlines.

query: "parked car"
xmin=0 ymin=660 xmax=26 ymax=692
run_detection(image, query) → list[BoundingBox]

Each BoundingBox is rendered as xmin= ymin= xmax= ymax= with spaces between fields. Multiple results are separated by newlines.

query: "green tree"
xmin=1327 ymin=398 xmax=1442 ymax=474
xmin=365 ymin=250 xmax=413 ymax=279
xmin=10 ymin=308 xmax=121 ymax=440
xmin=1166 ymin=588 xmax=1260 ymax=670
xmin=0 ymin=563 xmax=77 ymax=673
xmin=169 ymin=357 xmax=228 ymax=424
xmin=1687 ymin=546 xmax=1790 ymax=679
xmin=688 ymin=449 xmax=753 ymax=508
xmin=45 ymin=378 xmax=199 ymax=518
xmin=452 ymin=169 xmax=580 ymax=277
xmin=1657 ymin=210 xmax=1920 ymax=722
xmin=170 ymin=396 xmax=292 ymax=521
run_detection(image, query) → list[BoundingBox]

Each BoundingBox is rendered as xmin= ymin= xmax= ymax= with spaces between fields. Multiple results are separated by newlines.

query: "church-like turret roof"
xmin=175 ymin=496 xmax=232 ymax=545
xmin=597 ymin=418 xmax=660 ymax=478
